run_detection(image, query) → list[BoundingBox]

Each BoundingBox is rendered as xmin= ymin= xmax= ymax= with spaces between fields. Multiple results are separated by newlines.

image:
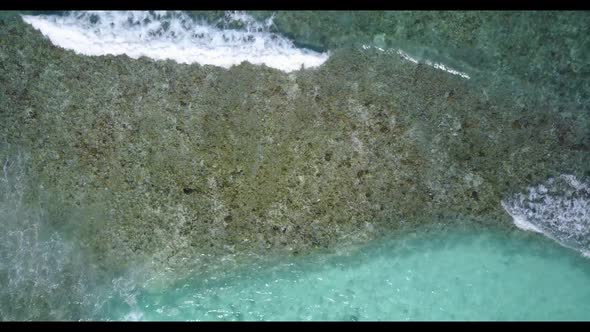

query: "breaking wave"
xmin=21 ymin=11 xmax=330 ymax=72
xmin=502 ymin=174 xmax=590 ymax=257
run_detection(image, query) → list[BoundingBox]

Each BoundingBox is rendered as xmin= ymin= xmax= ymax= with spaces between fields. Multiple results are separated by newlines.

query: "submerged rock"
xmin=0 ymin=16 xmax=588 ymax=274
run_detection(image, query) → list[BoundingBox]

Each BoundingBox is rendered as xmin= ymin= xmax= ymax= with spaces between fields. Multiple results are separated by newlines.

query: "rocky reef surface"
xmin=0 ymin=14 xmax=588 ymax=277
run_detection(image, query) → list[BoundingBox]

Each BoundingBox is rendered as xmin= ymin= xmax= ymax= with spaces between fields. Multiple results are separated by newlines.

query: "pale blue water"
xmin=102 ymin=224 xmax=590 ymax=321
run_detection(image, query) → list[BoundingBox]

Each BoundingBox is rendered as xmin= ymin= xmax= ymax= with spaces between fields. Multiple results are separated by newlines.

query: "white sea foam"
xmin=501 ymin=174 xmax=590 ymax=257
xmin=21 ymin=11 xmax=330 ymax=72
xmin=362 ymin=44 xmax=471 ymax=79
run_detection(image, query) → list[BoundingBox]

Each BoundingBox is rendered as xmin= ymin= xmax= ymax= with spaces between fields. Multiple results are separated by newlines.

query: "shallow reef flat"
xmin=0 ymin=15 xmax=588 ymax=276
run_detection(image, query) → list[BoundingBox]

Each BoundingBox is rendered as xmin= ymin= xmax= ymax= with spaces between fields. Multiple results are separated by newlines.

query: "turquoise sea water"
xmin=101 ymin=224 xmax=590 ymax=321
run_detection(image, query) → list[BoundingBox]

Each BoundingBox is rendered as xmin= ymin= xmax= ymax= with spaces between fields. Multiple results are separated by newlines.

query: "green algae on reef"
xmin=0 ymin=15 xmax=588 ymax=276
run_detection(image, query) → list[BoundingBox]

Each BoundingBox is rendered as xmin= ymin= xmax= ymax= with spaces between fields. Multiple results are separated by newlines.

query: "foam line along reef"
xmin=21 ymin=11 xmax=330 ymax=72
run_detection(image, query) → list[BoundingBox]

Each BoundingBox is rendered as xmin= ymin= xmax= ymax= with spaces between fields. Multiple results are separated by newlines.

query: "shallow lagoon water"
xmin=103 ymin=224 xmax=590 ymax=321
